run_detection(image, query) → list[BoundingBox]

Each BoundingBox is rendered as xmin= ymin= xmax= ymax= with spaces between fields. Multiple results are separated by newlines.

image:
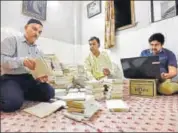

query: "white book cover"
xmin=106 ymin=100 xmax=129 ymax=112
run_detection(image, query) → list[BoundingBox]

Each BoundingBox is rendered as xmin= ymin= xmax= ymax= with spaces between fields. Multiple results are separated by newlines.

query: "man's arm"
xmin=162 ymin=51 xmax=177 ymax=79
xmin=102 ymin=51 xmax=119 ymax=78
xmin=1 ymin=36 xmax=24 ymax=69
xmin=168 ymin=65 xmax=177 ymax=77
xmin=140 ymin=50 xmax=148 ymax=57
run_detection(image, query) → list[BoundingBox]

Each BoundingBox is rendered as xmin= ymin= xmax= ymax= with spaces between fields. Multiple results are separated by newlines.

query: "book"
xmin=43 ymin=54 xmax=63 ymax=74
xmin=106 ymin=100 xmax=129 ymax=112
xmin=66 ymin=95 xmax=95 ymax=109
xmin=66 ymin=100 xmax=85 ymax=109
xmin=55 ymin=89 xmax=67 ymax=97
xmin=30 ymin=56 xmax=53 ymax=79
xmin=23 ymin=101 xmax=66 ymax=118
xmin=67 ymin=108 xmax=84 ymax=113
xmin=64 ymin=101 xmax=100 ymax=121
xmin=63 ymin=112 xmax=85 ymax=122
xmin=56 ymin=92 xmax=86 ymax=101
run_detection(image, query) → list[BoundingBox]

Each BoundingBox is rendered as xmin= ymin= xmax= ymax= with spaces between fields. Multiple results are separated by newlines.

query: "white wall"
xmin=1 ymin=1 xmax=75 ymax=44
xmin=2 ymin=1 xmax=178 ymax=66
xmin=1 ymin=27 xmax=77 ymax=64
xmin=80 ymin=1 xmax=178 ymax=68
xmin=1 ymin=1 xmax=83 ymax=65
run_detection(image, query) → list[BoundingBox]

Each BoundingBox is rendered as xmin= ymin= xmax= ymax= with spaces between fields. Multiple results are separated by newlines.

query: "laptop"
xmin=121 ymin=56 xmax=160 ymax=79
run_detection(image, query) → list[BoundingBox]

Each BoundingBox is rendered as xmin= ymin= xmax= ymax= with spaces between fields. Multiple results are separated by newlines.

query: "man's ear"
xmin=24 ymin=25 xmax=28 ymax=30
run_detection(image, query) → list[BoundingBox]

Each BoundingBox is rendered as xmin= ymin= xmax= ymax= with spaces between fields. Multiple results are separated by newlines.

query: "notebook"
xmin=106 ymin=100 xmax=129 ymax=112
xmin=23 ymin=101 xmax=66 ymax=118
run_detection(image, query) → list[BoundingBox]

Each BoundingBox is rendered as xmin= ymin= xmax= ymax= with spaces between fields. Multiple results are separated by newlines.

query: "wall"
xmin=2 ymin=1 xmax=178 ymax=66
xmin=1 ymin=27 xmax=77 ymax=64
xmin=1 ymin=1 xmax=83 ymax=65
xmin=80 ymin=1 xmax=178 ymax=68
xmin=1 ymin=1 xmax=75 ymax=44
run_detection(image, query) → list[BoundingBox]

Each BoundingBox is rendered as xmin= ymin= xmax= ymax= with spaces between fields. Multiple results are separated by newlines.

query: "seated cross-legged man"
xmin=140 ymin=33 xmax=178 ymax=95
xmin=0 ymin=19 xmax=55 ymax=112
xmin=84 ymin=36 xmax=120 ymax=81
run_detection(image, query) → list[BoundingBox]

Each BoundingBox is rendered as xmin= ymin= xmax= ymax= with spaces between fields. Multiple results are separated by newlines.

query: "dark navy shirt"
xmin=140 ymin=48 xmax=177 ymax=73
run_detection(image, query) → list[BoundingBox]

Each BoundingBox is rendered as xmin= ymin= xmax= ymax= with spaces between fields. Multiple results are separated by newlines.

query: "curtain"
xmin=104 ymin=0 xmax=115 ymax=49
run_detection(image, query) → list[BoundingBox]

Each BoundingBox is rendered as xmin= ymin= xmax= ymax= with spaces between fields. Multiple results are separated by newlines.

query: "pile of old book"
xmin=85 ymin=80 xmax=105 ymax=101
xmin=102 ymin=79 xmax=124 ymax=99
xmin=110 ymin=79 xmax=124 ymax=99
xmin=64 ymin=95 xmax=100 ymax=121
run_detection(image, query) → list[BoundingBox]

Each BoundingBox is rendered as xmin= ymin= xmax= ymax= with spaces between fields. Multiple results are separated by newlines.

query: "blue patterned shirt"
xmin=140 ymin=48 xmax=177 ymax=73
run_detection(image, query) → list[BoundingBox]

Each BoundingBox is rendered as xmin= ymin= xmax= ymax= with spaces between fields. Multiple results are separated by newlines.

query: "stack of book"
xmin=85 ymin=80 xmax=105 ymax=100
xmin=55 ymin=89 xmax=67 ymax=97
xmin=105 ymin=79 xmax=124 ymax=99
xmin=64 ymin=95 xmax=100 ymax=121
xmin=61 ymin=64 xmax=78 ymax=77
xmin=110 ymin=83 xmax=123 ymax=99
xmin=54 ymin=75 xmax=74 ymax=89
xmin=56 ymin=92 xmax=86 ymax=101
xmin=66 ymin=96 xmax=93 ymax=114
xmin=67 ymin=100 xmax=85 ymax=113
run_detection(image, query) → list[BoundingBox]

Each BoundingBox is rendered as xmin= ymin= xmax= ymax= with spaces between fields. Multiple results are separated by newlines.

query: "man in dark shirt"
xmin=141 ymin=33 xmax=178 ymax=95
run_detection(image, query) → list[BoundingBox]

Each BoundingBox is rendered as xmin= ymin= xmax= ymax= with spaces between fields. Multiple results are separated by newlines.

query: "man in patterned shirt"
xmin=140 ymin=33 xmax=178 ymax=95
xmin=0 ymin=19 xmax=55 ymax=112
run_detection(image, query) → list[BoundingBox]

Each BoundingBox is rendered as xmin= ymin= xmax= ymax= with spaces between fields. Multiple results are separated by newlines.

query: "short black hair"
xmin=149 ymin=33 xmax=165 ymax=45
xmin=26 ymin=18 xmax=43 ymax=26
xmin=89 ymin=36 xmax=100 ymax=47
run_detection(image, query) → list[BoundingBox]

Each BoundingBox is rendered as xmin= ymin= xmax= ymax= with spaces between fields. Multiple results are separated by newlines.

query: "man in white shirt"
xmin=84 ymin=37 xmax=115 ymax=80
xmin=0 ymin=19 xmax=54 ymax=112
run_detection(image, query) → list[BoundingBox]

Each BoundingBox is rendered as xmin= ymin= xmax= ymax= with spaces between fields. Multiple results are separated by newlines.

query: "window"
xmin=114 ymin=0 xmax=136 ymax=30
xmin=151 ymin=0 xmax=178 ymax=22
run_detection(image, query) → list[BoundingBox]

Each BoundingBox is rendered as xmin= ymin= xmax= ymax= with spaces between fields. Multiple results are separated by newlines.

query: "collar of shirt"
xmin=90 ymin=52 xmax=101 ymax=59
xmin=21 ymin=35 xmax=37 ymax=47
xmin=149 ymin=48 xmax=165 ymax=54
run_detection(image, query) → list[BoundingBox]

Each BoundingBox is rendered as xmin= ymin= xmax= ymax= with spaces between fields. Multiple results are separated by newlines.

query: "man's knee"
xmin=0 ymin=80 xmax=24 ymax=112
xmin=159 ymin=82 xmax=174 ymax=95
xmin=1 ymin=97 xmax=23 ymax=112
xmin=41 ymin=83 xmax=55 ymax=101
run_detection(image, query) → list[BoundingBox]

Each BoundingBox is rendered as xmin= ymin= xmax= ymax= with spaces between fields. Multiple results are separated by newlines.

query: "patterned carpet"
xmin=1 ymin=93 xmax=178 ymax=132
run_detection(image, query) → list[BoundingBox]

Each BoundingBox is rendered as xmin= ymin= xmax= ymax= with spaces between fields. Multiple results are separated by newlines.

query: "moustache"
xmin=32 ymin=35 xmax=38 ymax=39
